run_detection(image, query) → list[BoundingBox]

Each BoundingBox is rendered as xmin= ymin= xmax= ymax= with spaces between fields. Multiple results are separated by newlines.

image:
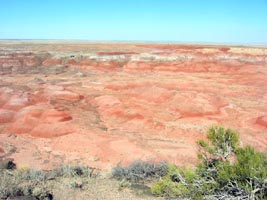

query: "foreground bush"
xmin=151 ymin=126 xmax=267 ymax=199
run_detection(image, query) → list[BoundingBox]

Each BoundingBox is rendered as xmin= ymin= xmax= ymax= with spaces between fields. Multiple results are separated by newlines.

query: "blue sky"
xmin=1 ymin=0 xmax=267 ymax=44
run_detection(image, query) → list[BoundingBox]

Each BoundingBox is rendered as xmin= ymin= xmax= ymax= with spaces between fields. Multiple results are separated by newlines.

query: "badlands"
xmin=0 ymin=41 xmax=266 ymax=170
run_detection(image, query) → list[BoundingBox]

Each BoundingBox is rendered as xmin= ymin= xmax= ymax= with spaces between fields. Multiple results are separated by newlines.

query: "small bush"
xmin=67 ymin=178 xmax=84 ymax=189
xmin=112 ymin=161 xmax=168 ymax=182
xmin=118 ymin=179 xmax=131 ymax=190
xmin=49 ymin=165 xmax=97 ymax=178
xmin=23 ymin=169 xmax=46 ymax=182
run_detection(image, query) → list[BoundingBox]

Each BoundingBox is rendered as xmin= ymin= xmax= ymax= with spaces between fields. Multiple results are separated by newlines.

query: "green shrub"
xmin=151 ymin=163 xmax=218 ymax=199
xmin=151 ymin=164 xmax=191 ymax=197
xmin=235 ymin=146 xmax=267 ymax=180
xmin=151 ymin=126 xmax=267 ymax=199
xmin=151 ymin=177 xmax=187 ymax=197
xmin=197 ymin=126 xmax=239 ymax=163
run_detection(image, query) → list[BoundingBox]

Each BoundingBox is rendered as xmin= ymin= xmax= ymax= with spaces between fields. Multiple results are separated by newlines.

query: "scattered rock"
xmin=0 ymin=159 xmax=16 ymax=170
xmin=72 ymin=72 xmax=86 ymax=77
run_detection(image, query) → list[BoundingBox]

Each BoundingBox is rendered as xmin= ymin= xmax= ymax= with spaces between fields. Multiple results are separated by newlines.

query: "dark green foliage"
xmin=207 ymin=126 xmax=239 ymax=154
xmin=151 ymin=126 xmax=267 ymax=199
xmin=151 ymin=164 xmax=206 ymax=198
xmin=151 ymin=176 xmax=188 ymax=197
xmin=151 ymin=163 xmax=219 ymax=199
xmin=235 ymin=146 xmax=267 ymax=180
xmin=112 ymin=161 xmax=168 ymax=182
xmin=197 ymin=126 xmax=239 ymax=163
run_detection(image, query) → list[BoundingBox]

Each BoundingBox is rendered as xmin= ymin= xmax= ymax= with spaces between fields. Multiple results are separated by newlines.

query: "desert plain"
xmin=0 ymin=41 xmax=266 ymax=170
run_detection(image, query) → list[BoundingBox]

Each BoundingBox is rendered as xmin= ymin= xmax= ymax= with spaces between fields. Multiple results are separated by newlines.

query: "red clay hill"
xmin=0 ymin=41 xmax=266 ymax=170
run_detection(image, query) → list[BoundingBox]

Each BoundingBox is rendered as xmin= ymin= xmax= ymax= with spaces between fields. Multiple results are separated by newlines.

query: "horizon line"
xmin=0 ymin=39 xmax=267 ymax=47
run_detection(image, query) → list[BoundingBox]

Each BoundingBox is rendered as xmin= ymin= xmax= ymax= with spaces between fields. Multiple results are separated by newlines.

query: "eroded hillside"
xmin=0 ymin=41 xmax=266 ymax=170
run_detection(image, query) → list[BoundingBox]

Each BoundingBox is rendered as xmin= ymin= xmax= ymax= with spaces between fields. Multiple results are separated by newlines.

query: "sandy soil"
xmin=0 ymin=41 xmax=266 ymax=170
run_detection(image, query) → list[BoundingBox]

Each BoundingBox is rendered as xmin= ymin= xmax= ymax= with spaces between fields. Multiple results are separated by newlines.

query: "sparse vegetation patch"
xmin=0 ymin=164 xmax=97 ymax=200
xmin=112 ymin=160 xmax=168 ymax=182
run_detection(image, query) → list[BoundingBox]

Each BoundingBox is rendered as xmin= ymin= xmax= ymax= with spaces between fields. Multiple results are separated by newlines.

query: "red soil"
xmin=0 ymin=42 xmax=266 ymax=170
xmin=256 ymin=116 xmax=267 ymax=128
xmin=98 ymin=52 xmax=137 ymax=55
xmin=42 ymin=58 xmax=62 ymax=66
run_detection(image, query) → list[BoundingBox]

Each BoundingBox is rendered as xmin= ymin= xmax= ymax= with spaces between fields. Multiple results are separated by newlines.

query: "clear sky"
xmin=1 ymin=0 xmax=267 ymax=44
